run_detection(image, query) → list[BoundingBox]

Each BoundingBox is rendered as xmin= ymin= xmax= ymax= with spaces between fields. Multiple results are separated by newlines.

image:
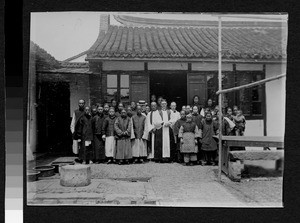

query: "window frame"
xmin=188 ymin=70 xmax=265 ymax=120
xmin=106 ymin=72 xmax=130 ymax=105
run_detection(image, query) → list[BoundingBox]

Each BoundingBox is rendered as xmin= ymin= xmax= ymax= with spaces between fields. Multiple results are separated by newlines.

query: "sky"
xmin=30 ymin=12 xmax=288 ymax=62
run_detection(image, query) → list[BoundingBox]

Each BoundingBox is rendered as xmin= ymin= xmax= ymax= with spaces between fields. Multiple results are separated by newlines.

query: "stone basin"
xmin=27 ymin=170 xmax=41 ymax=182
xmin=33 ymin=165 xmax=55 ymax=177
xmin=51 ymin=161 xmax=75 ymax=173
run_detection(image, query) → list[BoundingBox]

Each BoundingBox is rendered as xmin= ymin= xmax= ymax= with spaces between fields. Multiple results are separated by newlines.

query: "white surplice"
xmin=152 ymin=109 xmax=175 ymax=158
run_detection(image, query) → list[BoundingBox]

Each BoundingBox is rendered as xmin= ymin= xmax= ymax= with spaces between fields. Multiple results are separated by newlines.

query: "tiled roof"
xmin=30 ymin=41 xmax=61 ymax=70
xmin=87 ymin=25 xmax=286 ymax=61
xmin=39 ymin=67 xmax=91 ymax=74
xmin=60 ymin=62 xmax=89 ymax=68
xmin=114 ymin=15 xmax=286 ymax=28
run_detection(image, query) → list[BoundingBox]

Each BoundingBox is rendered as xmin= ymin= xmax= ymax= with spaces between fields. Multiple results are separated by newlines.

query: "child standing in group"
xmin=223 ymin=107 xmax=236 ymax=136
xmin=233 ymin=109 xmax=246 ymax=136
xmin=178 ymin=114 xmax=201 ymax=166
xmin=102 ymin=107 xmax=117 ymax=164
xmin=199 ymin=112 xmax=219 ymax=166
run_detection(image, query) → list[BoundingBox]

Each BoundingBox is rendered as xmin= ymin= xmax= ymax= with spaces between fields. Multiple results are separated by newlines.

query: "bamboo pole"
xmin=218 ymin=17 xmax=222 ymax=182
xmin=216 ymin=73 xmax=286 ymax=95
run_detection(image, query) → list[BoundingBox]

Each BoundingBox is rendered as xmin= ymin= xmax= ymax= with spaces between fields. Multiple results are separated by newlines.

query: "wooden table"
xmin=214 ymin=136 xmax=284 ymax=180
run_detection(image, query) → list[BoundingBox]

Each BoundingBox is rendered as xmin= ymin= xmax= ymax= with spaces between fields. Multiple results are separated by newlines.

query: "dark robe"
xmin=132 ymin=114 xmax=146 ymax=139
xmin=114 ymin=116 xmax=132 ymax=160
xmin=192 ymin=113 xmax=203 ymax=129
xmin=102 ymin=115 xmax=117 ymax=137
xmin=74 ymin=114 xmax=94 ymax=161
xmin=92 ymin=113 xmax=106 ymax=160
xmin=200 ymin=119 xmax=219 ymax=151
xmin=173 ymin=118 xmax=186 ymax=162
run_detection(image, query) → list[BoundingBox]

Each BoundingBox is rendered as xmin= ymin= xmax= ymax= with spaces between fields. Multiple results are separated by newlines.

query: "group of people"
xmin=70 ymin=95 xmax=246 ymax=166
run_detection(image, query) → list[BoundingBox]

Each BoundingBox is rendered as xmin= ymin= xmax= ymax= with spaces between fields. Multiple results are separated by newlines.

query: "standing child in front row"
xmin=178 ymin=114 xmax=201 ymax=166
xmin=102 ymin=107 xmax=117 ymax=164
xmin=199 ymin=112 xmax=219 ymax=166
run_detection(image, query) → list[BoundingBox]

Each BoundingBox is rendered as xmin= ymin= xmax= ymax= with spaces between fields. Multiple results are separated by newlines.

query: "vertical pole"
xmin=218 ymin=16 xmax=223 ymax=182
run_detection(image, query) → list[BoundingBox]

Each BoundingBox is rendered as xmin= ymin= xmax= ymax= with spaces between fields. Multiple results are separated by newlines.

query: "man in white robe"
xmin=152 ymin=99 xmax=176 ymax=162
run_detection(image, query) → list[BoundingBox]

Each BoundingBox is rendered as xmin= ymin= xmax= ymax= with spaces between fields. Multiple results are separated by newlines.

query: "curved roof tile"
xmin=87 ymin=25 xmax=285 ymax=60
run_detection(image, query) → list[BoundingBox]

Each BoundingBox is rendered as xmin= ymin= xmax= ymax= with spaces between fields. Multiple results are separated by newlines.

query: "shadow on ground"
xmin=242 ymin=165 xmax=283 ymax=178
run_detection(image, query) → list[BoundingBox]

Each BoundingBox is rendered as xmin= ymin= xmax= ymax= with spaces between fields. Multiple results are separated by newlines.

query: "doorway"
xmin=150 ymin=72 xmax=187 ymax=110
xmin=36 ymin=81 xmax=72 ymax=155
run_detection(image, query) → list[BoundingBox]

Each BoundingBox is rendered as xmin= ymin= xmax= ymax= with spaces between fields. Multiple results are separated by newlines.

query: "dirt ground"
xmin=27 ymin=155 xmax=283 ymax=207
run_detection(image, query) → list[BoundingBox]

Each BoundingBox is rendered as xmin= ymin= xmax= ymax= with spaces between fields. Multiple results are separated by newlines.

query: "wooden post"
xmin=218 ymin=17 xmax=223 ymax=182
xmin=216 ymin=73 xmax=286 ymax=95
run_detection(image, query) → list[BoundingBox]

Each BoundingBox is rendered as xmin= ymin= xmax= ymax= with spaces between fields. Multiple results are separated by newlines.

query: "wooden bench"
xmin=215 ymin=136 xmax=284 ymax=181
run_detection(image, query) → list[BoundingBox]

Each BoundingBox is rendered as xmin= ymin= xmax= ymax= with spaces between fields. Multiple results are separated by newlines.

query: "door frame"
xmin=187 ymin=72 xmax=208 ymax=105
xmin=149 ymin=70 xmax=188 ymax=105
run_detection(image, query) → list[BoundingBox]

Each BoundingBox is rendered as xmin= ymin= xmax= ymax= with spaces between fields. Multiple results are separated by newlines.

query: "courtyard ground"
xmin=27 ymin=156 xmax=283 ymax=207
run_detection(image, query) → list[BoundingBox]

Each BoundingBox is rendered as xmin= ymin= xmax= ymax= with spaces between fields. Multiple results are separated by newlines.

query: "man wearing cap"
xmin=138 ymin=100 xmax=147 ymax=116
xmin=152 ymin=99 xmax=176 ymax=163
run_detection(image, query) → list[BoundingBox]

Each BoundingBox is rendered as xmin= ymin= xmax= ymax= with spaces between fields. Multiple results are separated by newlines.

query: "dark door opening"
xmin=150 ymin=72 xmax=187 ymax=110
xmin=36 ymin=81 xmax=72 ymax=155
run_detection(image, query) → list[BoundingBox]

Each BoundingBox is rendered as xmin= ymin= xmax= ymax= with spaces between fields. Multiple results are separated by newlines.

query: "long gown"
xmin=200 ymin=119 xmax=219 ymax=151
xmin=178 ymin=121 xmax=201 ymax=162
xmin=131 ymin=114 xmax=148 ymax=157
xmin=74 ymin=114 xmax=94 ymax=161
xmin=102 ymin=115 xmax=117 ymax=158
xmin=114 ymin=116 xmax=132 ymax=160
xmin=92 ymin=113 xmax=106 ymax=160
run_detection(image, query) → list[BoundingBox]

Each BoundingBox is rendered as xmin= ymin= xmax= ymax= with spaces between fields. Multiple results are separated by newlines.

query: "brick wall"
xmin=89 ymin=62 xmax=103 ymax=105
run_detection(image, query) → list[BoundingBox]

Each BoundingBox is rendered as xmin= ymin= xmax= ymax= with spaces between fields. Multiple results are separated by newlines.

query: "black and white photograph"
xmin=26 ymin=12 xmax=287 ymax=207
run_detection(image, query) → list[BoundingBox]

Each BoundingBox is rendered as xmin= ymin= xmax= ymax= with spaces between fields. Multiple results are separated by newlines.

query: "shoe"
xmin=107 ymin=160 xmax=112 ymax=164
xmin=189 ymin=162 xmax=194 ymax=166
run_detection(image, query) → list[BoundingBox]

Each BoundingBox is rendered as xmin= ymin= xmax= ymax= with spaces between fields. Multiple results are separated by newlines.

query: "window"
xmin=107 ymin=75 xmax=118 ymax=103
xmin=206 ymin=71 xmax=264 ymax=119
xmin=206 ymin=72 xmax=235 ymax=109
xmin=106 ymin=74 xmax=130 ymax=106
xmin=120 ymin=75 xmax=129 ymax=104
